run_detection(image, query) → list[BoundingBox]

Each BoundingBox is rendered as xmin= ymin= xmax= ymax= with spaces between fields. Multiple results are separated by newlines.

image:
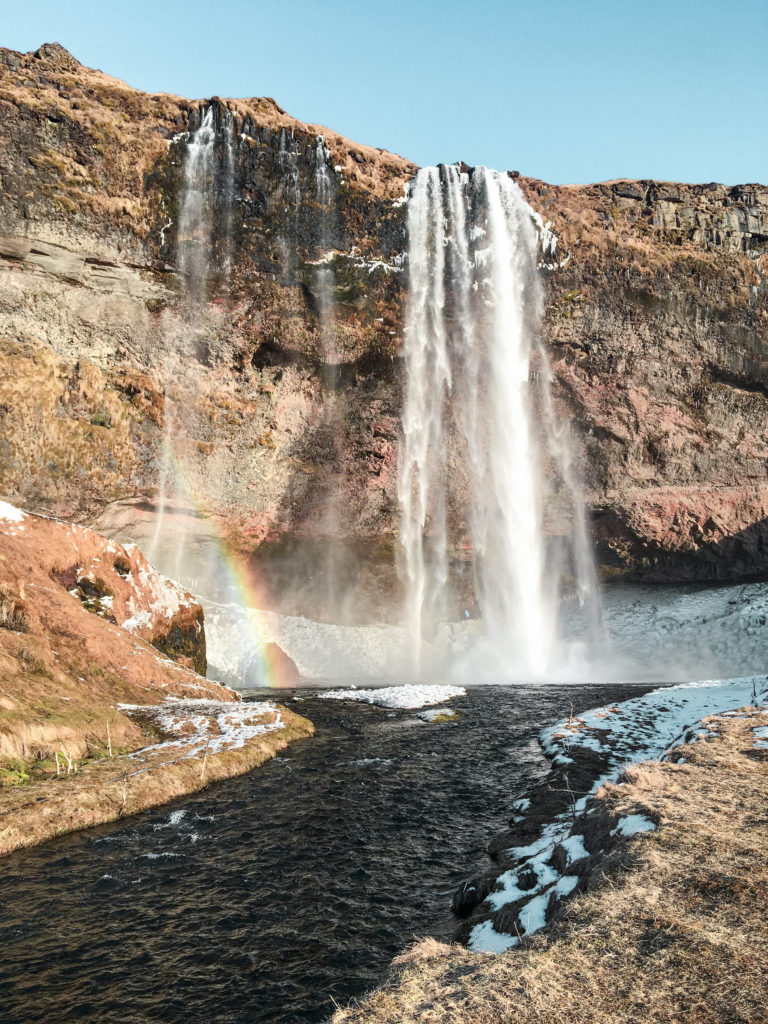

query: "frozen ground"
xmin=118 ymin=699 xmax=284 ymax=761
xmin=578 ymin=580 xmax=768 ymax=682
xmin=540 ymin=675 xmax=767 ymax=768
xmin=202 ymin=580 xmax=768 ymax=687
xmin=469 ymin=674 xmax=768 ymax=954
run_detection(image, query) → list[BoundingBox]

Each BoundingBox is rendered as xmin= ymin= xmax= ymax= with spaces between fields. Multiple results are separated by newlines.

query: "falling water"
xmin=150 ymin=106 xmax=232 ymax=584
xmin=222 ymin=110 xmax=236 ymax=274
xmin=277 ymin=127 xmax=301 ymax=279
xmin=177 ymin=107 xmax=217 ymax=301
xmin=312 ymin=136 xmax=346 ymax=617
xmin=313 ymin=136 xmax=337 ymax=372
xmin=399 ymin=165 xmax=600 ymax=681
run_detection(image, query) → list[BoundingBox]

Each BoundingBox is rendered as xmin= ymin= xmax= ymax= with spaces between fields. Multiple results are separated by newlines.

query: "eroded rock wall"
xmin=1 ymin=42 xmax=767 ymax=617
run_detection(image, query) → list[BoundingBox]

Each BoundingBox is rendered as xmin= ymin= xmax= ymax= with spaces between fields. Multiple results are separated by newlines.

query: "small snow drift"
xmin=465 ymin=675 xmax=768 ymax=953
xmin=119 ymin=699 xmax=285 ymax=758
xmin=317 ymin=684 xmax=466 ymax=710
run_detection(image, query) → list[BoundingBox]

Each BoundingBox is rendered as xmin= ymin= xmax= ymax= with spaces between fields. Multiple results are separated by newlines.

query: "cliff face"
xmin=0 ymin=499 xmax=230 ymax=766
xmin=519 ymin=176 xmax=768 ymax=582
xmin=1 ymin=42 xmax=766 ymax=618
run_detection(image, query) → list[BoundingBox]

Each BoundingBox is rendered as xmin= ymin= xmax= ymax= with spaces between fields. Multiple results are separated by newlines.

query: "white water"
xmin=150 ymin=107 xmax=231 ymax=583
xmin=177 ymin=107 xmax=217 ymax=300
xmin=399 ymin=165 xmax=600 ymax=682
xmin=313 ymin=135 xmax=336 ymax=366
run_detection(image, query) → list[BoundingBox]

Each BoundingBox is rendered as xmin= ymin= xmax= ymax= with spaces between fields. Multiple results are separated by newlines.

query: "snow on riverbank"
xmin=118 ymin=699 xmax=284 ymax=760
xmin=317 ymin=684 xmax=466 ymax=710
xmin=469 ymin=674 xmax=768 ymax=954
xmin=541 ymin=675 xmax=767 ymax=769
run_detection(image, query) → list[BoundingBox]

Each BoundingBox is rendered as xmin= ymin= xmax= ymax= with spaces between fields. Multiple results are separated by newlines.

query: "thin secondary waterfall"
xmin=313 ymin=136 xmax=337 ymax=372
xmin=399 ymin=164 xmax=600 ymax=681
xmin=150 ymin=106 xmax=233 ymax=582
xmin=177 ymin=106 xmax=217 ymax=301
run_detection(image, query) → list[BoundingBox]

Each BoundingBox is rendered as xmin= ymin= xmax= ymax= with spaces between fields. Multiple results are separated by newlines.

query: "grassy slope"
xmin=0 ymin=703 xmax=313 ymax=857
xmin=332 ymin=709 xmax=768 ymax=1024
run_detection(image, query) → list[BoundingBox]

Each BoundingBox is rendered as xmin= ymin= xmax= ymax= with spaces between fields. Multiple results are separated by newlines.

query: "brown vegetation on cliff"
xmin=332 ymin=709 xmax=768 ymax=1024
xmin=0 ymin=41 xmax=415 ymax=246
xmin=0 ymin=502 xmax=313 ymax=854
xmin=1 ymin=41 xmax=767 ymax=605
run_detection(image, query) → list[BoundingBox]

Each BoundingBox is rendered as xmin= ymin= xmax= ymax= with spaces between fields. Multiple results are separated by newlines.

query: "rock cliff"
xmin=0 ymin=498 xmax=313 ymax=853
xmin=0 ymin=42 xmax=766 ymax=618
xmin=0 ymin=498 xmax=225 ymax=766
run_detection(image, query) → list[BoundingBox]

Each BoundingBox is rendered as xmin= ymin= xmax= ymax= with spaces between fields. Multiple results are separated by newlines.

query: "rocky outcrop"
xmin=0 ymin=499 xmax=227 ymax=762
xmin=0 ymin=42 xmax=766 ymax=616
xmin=0 ymin=501 xmax=207 ymax=673
xmin=0 ymin=498 xmax=314 ymax=853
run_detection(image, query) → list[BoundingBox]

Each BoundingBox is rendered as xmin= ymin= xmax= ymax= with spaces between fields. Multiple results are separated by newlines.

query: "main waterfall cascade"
xmin=399 ymin=165 xmax=601 ymax=682
xmin=103 ymin=117 xmax=764 ymax=688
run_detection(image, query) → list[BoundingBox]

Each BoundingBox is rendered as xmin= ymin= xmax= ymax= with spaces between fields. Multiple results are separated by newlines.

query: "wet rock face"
xmin=0 ymin=43 xmax=767 ymax=608
xmin=522 ymin=176 xmax=768 ymax=581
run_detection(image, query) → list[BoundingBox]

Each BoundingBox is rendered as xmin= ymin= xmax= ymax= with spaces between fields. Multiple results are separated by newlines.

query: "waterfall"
xmin=177 ymin=107 xmax=217 ymax=301
xmin=399 ymin=165 xmax=601 ymax=681
xmin=150 ymin=106 xmax=232 ymax=583
xmin=277 ymin=127 xmax=301 ymax=279
xmin=312 ymin=136 xmax=345 ymax=616
xmin=313 ymin=136 xmax=336 ymax=373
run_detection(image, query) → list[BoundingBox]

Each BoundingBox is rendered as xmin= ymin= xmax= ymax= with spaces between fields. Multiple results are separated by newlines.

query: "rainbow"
xmin=148 ymin=440 xmax=291 ymax=689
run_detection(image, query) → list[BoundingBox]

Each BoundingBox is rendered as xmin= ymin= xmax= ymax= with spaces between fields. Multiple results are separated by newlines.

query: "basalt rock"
xmin=0 ymin=43 xmax=766 ymax=618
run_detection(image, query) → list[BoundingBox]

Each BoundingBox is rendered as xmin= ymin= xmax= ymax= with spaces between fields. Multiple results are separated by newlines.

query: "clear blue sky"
xmin=4 ymin=0 xmax=766 ymax=184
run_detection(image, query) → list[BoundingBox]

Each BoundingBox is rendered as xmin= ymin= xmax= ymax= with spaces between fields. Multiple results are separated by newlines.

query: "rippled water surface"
xmin=0 ymin=683 xmax=656 ymax=1023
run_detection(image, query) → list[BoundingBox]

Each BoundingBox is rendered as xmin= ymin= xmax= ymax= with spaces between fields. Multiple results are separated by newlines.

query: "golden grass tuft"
xmin=0 ymin=583 xmax=28 ymax=633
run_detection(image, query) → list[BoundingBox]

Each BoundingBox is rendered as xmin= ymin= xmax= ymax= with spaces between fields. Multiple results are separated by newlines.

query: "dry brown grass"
xmin=0 ymin=703 xmax=313 ymax=856
xmin=332 ymin=712 xmax=768 ymax=1024
xmin=0 ymin=41 xmax=416 ymax=244
xmin=0 ymin=582 xmax=28 ymax=633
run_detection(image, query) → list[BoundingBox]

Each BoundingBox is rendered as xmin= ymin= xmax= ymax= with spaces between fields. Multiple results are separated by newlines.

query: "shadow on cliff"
xmin=595 ymin=508 xmax=768 ymax=584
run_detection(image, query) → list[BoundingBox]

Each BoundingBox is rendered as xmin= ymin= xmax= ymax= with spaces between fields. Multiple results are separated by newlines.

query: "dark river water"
xmin=0 ymin=683 xmax=657 ymax=1024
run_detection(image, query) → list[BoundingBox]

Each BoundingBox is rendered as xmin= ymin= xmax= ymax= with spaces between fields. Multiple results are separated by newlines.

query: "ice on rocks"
xmin=471 ymin=675 xmax=768 ymax=953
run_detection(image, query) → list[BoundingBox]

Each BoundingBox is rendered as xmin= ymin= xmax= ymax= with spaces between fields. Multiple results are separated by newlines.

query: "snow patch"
xmin=611 ymin=814 xmax=657 ymax=838
xmin=122 ymin=610 xmax=153 ymax=633
xmin=561 ymin=833 xmax=589 ymax=866
xmin=118 ymin=699 xmax=284 ymax=761
xmin=0 ymin=501 xmax=25 ymax=523
xmin=471 ymin=675 xmax=768 ymax=953
xmin=468 ymin=919 xmax=519 ymax=953
xmin=317 ymin=684 xmax=465 ymax=710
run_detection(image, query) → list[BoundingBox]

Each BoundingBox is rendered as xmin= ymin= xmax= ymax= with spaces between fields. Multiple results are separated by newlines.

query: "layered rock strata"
xmin=0 ymin=42 xmax=766 ymax=619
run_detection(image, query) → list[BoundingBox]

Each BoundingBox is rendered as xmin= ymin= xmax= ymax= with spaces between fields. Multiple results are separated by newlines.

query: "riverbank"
xmin=0 ymin=501 xmax=314 ymax=856
xmin=0 ymin=699 xmax=313 ymax=856
xmin=331 ymin=691 xmax=768 ymax=1023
